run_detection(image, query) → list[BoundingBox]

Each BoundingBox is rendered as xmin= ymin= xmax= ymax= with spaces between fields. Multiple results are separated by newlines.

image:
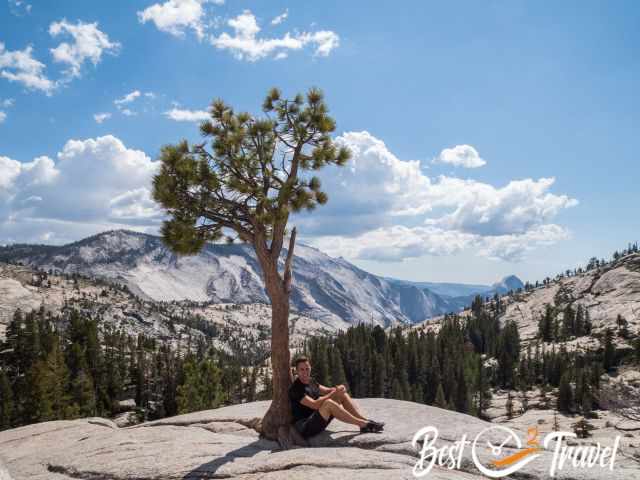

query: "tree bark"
xmin=259 ymin=280 xmax=292 ymax=441
xmin=253 ymin=230 xmax=297 ymax=443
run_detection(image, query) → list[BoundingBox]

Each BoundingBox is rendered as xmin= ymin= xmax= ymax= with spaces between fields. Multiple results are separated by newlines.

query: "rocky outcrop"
xmin=415 ymin=253 xmax=640 ymax=353
xmin=1 ymin=399 xmax=637 ymax=479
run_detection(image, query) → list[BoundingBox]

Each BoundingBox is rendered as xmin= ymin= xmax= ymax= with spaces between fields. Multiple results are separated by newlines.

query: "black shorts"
xmin=294 ymin=411 xmax=334 ymax=438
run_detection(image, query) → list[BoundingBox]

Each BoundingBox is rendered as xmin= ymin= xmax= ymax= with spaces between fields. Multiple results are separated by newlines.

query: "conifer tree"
xmin=434 ymin=383 xmax=447 ymax=409
xmin=177 ymin=355 xmax=203 ymax=414
xmin=30 ymin=338 xmax=71 ymax=422
xmin=151 ymin=87 xmax=350 ymax=441
xmin=330 ymin=348 xmax=347 ymax=389
xmin=199 ymin=357 xmax=225 ymax=409
xmin=557 ymin=372 xmax=573 ymax=413
xmin=603 ymin=328 xmax=616 ymax=372
xmin=371 ymin=352 xmax=386 ymax=397
xmin=71 ymin=369 xmax=97 ymax=417
xmin=505 ymin=391 xmax=514 ymax=419
xmin=0 ymin=370 xmax=13 ymax=430
xmin=475 ymin=355 xmax=491 ymax=419
xmin=497 ymin=320 xmax=520 ymax=388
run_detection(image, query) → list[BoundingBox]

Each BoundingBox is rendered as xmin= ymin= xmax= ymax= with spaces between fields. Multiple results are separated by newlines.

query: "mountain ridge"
xmin=0 ymin=229 xmax=523 ymax=328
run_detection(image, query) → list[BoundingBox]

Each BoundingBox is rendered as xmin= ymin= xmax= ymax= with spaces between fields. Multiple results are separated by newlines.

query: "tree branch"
xmin=282 ymin=227 xmax=297 ymax=293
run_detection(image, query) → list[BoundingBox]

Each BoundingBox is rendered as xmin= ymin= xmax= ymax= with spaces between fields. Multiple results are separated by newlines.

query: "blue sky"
xmin=0 ymin=0 xmax=638 ymax=285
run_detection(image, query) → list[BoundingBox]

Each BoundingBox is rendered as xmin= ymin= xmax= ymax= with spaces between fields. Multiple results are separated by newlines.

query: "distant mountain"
xmin=0 ymin=230 xmax=524 ymax=328
xmin=385 ymin=278 xmax=492 ymax=298
xmin=0 ymin=230 xmax=441 ymax=328
xmin=490 ymin=275 xmax=525 ymax=295
xmin=385 ymin=274 xmax=525 ymax=314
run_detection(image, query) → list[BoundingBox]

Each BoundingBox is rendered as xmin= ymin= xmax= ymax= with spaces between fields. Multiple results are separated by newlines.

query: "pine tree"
xmin=603 ymin=328 xmax=616 ymax=372
xmin=200 ymin=357 xmax=225 ymax=409
xmin=521 ymin=390 xmax=528 ymax=413
xmin=247 ymin=366 xmax=258 ymax=402
xmin=71 ymin=369 xmax=97 ymax=417
xmin=151 ymin=87 xmax=351 ymax=440
xmin=538 ymin=305 xmax=554 ymax=342
xmin=434 ymin=383 xmax=447 ymax=409
xmin=497 ymin=320 xmax=520 ymax=388
xmin=177 ymin=355 xmax=203 ymax=414
xmin=562 ymin=305 xmax=576 ymax=339
xmin=505 ymin=391 xmax=514 ymax=419
xmin=391 ymin=378 xmax=404 ymax=400
xmin=30 ymin=339 xmax=71 ymax=422
xmin=371 ymin=353 xmax=386 ymax=397
xmin=312 ymin=341 xmax=331 ymax=387
xmin=0 ymin=370 xmax=14 ymax=430
xmin=476 ymin=356 xmax=491 ymax=419
xmin=557 ymin=373 xmax=573 ymax=413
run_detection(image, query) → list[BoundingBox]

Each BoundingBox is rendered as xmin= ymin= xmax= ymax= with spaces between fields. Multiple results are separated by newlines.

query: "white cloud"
xmin=0 ymin=128 xmax=577 ymax=263
xmin=271 ymin=9 xmax=288 ymax=26
xmin=0 ymin=111 xmax=6 ymax=123
xmin=1 ymin=98 xmax=15 ymax=108
xmin=138 ymin=0 xmax=213 ymax=40
xmin=93 ymin=112 xmax=111 ymax=123
xmin=434 ymin=144 xmax=486 ymax=168
xmin=311 ymin=223 xmax=572 ymax=263
xmin=297 ymin=131 xmax=578 ymax=263
xmin=211 ymin=10 xmax=339 ymax=61
xmin=114 ymin=90 xmax=141 ymax=105
xmin=114 ymin=90 xmax=153 ymax=116
xmin=8 ymin=0 xmax=31 ymax=17
xmin=164 ymin=107 xmax=209 ymax=122
xmin=0 ymin=135 xmax=164 ymax=244
xmin=424 ymin=176 xmax=579 ymax=236
xmin=0 ymin=42 xmax=56 ymax=94
xmin=49 ymin=19 xmax=120 ymax=79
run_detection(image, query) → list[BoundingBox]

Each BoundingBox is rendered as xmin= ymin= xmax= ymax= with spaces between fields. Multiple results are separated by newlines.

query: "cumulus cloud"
xmin=0 ymin=42 xmax=56 ymax=94
xmin=0 ymin=111 xmax=6 ymax=123
xmin=297 ymin=131 xmax=578 ymax=262
xmin=0 ymin=135 xmax=164 ymax=244
xmin=49 ymin=19 xmax=120 ymax=79
xmin=164 ymin=107 xmax=209 ymax=122
xmin=93 ymin=112 xmax=111 ymax=123
xmin=434 ymin=144 xmax=486 ymax=168
xmin=211 ymin=10 xmax=339 ymax=61
xmin=0 ymin=128 xmax=577 ymax=263
xmin=424 ymin=176 xmax=578 ymax=236
xmin=137 ymin=0 xmax=214 ymax=40
xmin=271 ymin=9 xmax=288 ymax=25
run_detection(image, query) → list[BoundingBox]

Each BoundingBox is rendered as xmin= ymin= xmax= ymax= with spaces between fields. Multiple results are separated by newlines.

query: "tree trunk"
xmin=253 ymin=229 xmax=298 ymax=444
xmin=259 ymin=284 xmax=292 ymax=440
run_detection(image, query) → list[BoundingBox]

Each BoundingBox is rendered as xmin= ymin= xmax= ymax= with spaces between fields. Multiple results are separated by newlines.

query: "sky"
xmin=0 ymin=0 xmax=639 ymax=286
